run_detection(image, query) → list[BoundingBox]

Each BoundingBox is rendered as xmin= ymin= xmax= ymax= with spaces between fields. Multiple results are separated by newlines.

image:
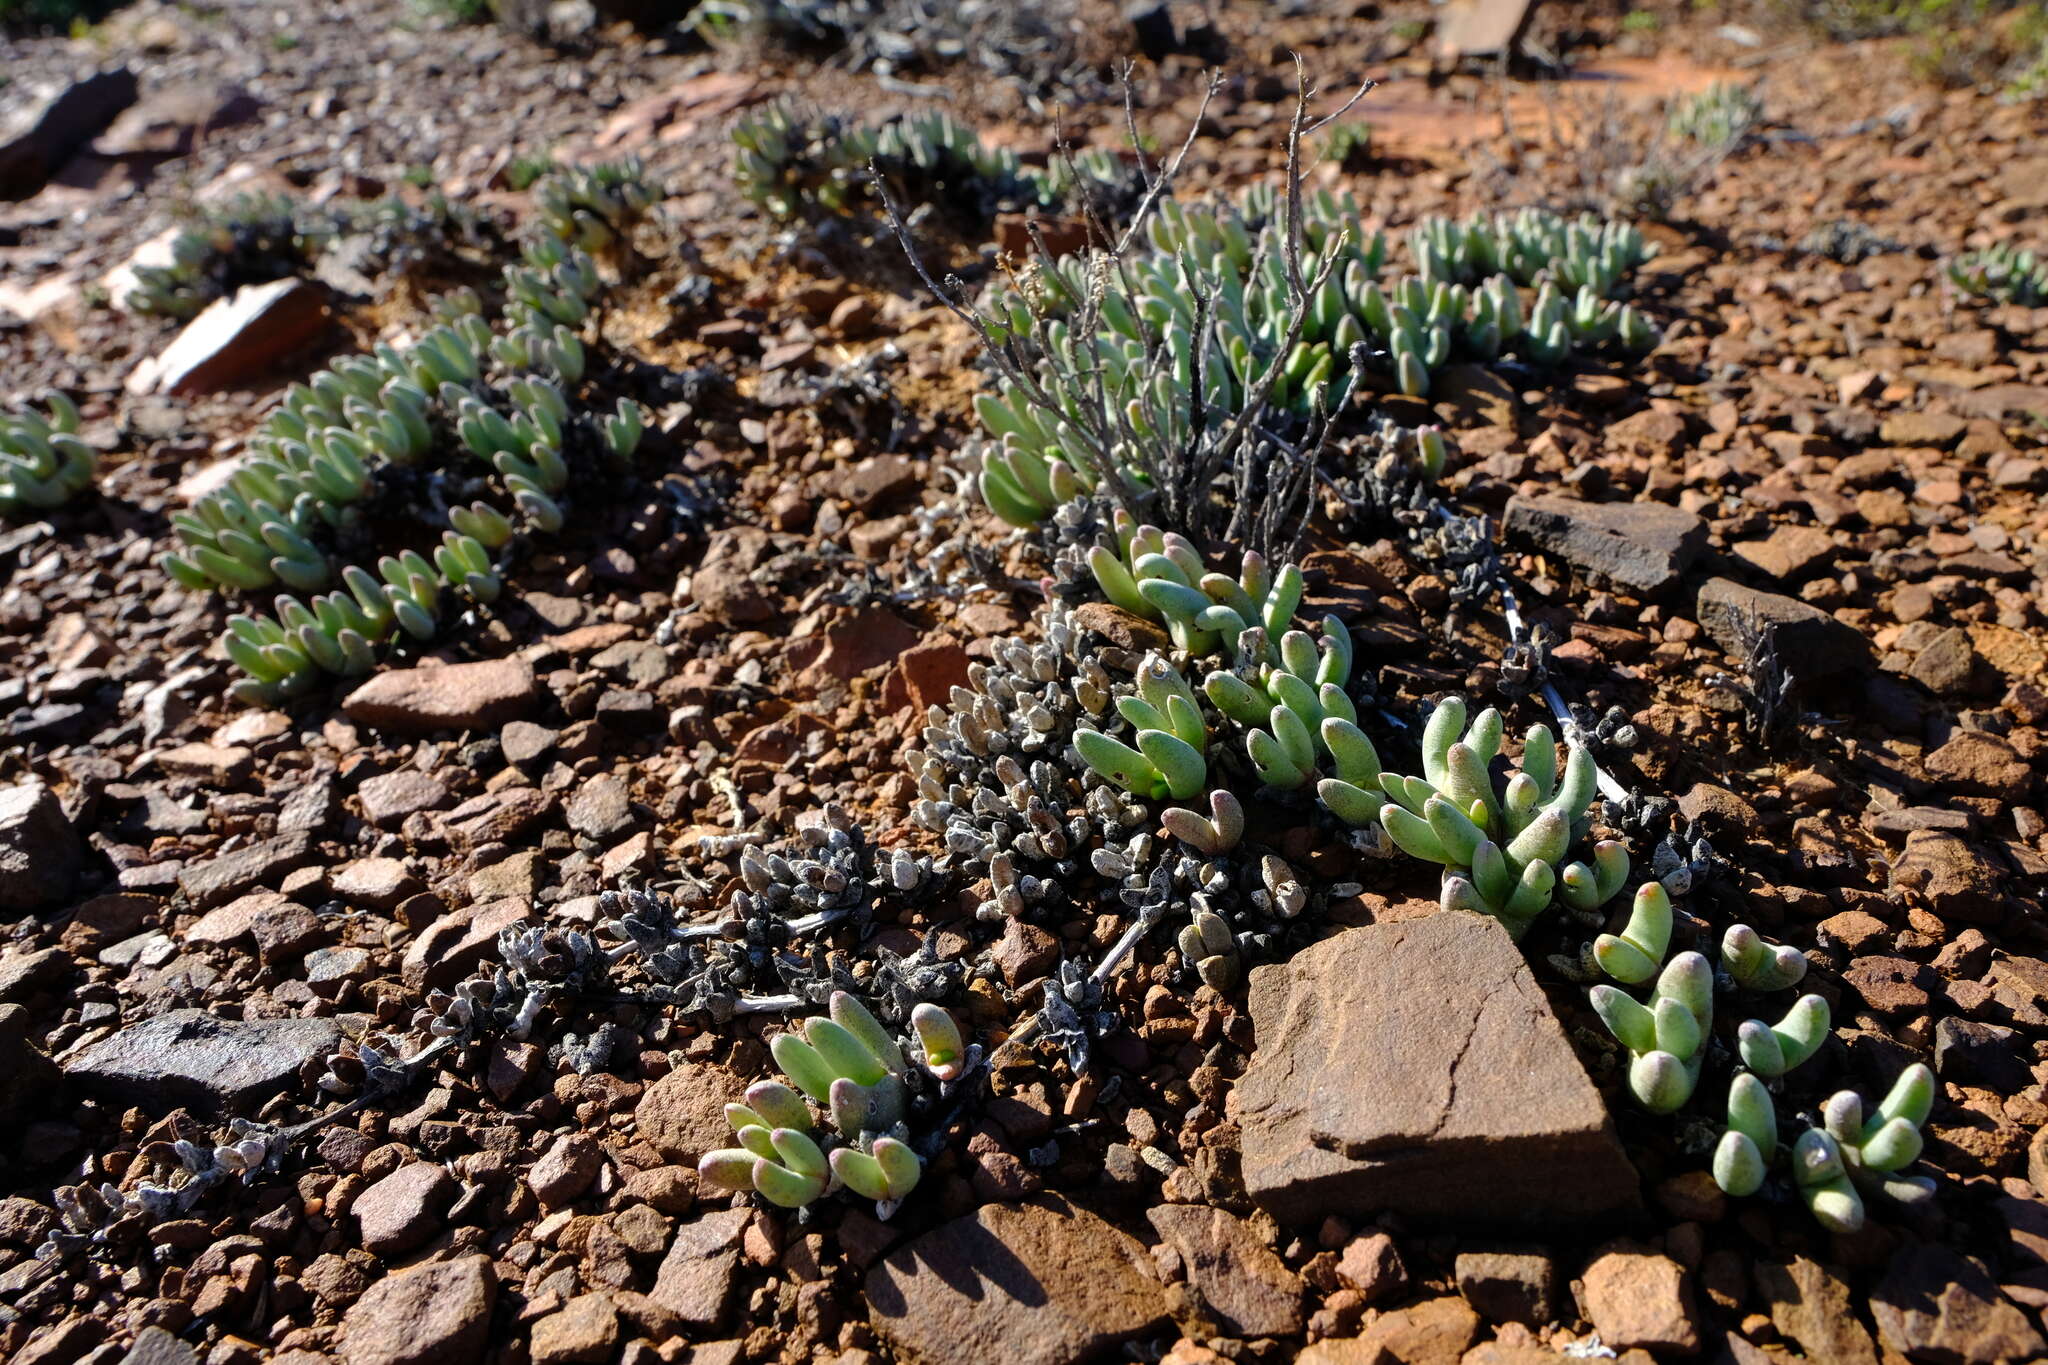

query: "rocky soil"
xmin=2 ymin=2 xmax=2046 ymax=1364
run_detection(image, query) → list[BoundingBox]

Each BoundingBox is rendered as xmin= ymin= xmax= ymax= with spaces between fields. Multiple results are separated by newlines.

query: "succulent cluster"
xmin=700 ymin=992 xmax=965 ymax=1214
xmin=1579 ymin=882 xmax=1933 ymax=1233
xmin=971 ymin=184 xmax=1658 ymax=529
xmin=1319 ymin=119 xmax=1374 ymax=171
xmin=0 ymin=394 xmax=96 ymax=516
xmin=1947 ymin=241 xmax=2047 ymax=305
xmin=125 ymin=191 xmax=316 ymax=319
xmin=733 ymin=102 xmax=1052 ymax=224
xmin=1340 ymin=696 xmax=1615 ymax=939
xmin=532 ymin=157 xmax=661 ymax=251
xmin=903 ymin=590 xmax=1325 ymax=994
xmin=162 ymin=171 xmax=659 ymax=704
xmin=907 ymin=602 xmax=1137 ymax=919
xmin=603 ymin=809 xmax=953 ymax=1024
xmin=1665 ymin=81 xmax=1765 ymax=149
xmin=38 ymin=1119 xmax=292 ymax=1261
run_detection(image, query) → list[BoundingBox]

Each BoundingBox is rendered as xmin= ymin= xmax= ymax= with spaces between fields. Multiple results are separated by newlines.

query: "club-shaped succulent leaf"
xmin=1714 ymin=1072 xmax=1776 ymax=1197
xmin=1593 ymin=882 xmax=1672 ymax=985
xmin=1594 ymin=950 xmax=1711 ymax=1113
xmin=1736 ymin=993 xmax=1830 ymax=1077
xmin=1721 ymin=924 xmax=1808 ymax=992
xmin=1161 ymin=789 xmax=1245 ymax=854
xmin=1792 ymin=1127 xmax=1864 ymax=1234
xmin=909 ymin=1003 xmax=966 ymax=1082
xmin=830 ymin=1137 xmax=922 ymax=1203
xmin=1559 ymin=840 xmax=1629 ymax=912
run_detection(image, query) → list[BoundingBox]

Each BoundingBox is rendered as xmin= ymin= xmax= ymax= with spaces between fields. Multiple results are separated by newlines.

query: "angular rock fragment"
xmin=125 ymin=278 xmax=332 ymax=396
xmin=649 ymin=1207 xmax=751 ymax=1327
xmin=339 ymin=1254 xmax=496 ymax=1365
xmin=343 ymin=658 xmax=540 ymax=736
xmin=65 ymin=1009 xmax=340 ymax=1114
xmin=176 ymin=832 xmax=315 ymax=910
xmin=1503 ymin=495 xmax=1706 ymax=592
xmin=1578 ymin=1243 xmax=1702 ymax=1354
xmin=1146 ymin=1204 xmax=1303 ymax=1338
xmin=1233 ymin=913 xmax=1639 ymax=1222
xmin=1871 ymin=1244 xmax=2045 ymax=1365
xmin=866 ymin=1197 xmax=1171 ymax=1365
xmin=0 ymin=68 xmax=139 ymax=200
xmin=1696 ymin=578 xmax=1872 ymax=682
xmin=0 ymin=780 xmax=79 ymax=911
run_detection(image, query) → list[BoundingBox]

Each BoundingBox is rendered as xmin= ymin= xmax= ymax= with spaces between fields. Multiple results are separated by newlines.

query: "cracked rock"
xmin=1233 ymin=912 xmax=1639 ymax=1222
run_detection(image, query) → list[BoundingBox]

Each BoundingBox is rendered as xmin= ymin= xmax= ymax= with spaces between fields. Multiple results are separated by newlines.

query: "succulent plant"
xmin=1410 ymin=207 xmax=1655 ymax=297
xmin=1799 ymin=1063 xmax=1937 ymax=1232
xmin=1711 ymin=1071 xmax=1778 ymax=1197
xmin=221 ymin=554 xmax=449 ymax=705
xmin=1348 ymin=696 xmax=1611 ymax=939
xmin=0 ymin=394 xmax=96 ymax=516
xmin=969 ymin=178 xmax=1657 ymax=529
xmin=1161 ymin=788 xmax=1246 ymax=857
xmin=166 ymin=203 xmax=644 ymax=705
xmin=1075 ymin=653 xmax=1208 ymax=801
xmin=1590 ymin=950 xmax=1712 ymax=1113
xmin=1666 ymin=81 xmax=1764 ymax=149
xmin=125 ymin=191 xmax=315 ymax=320
xmin=1736 ymin=993 xmax=1831 ymax=1078
xmin=533 ymin=158 xmax=661 ymax=251
xmin=1592 ymin=881 xmax=1673 ymax=985
xmin=1947 ymin=242 xmax=2047 ymax=306
xmin=908 ymin=1003 xmax=969 ymax=1082
xmin=1177 ymin=909 xmax=1241 ymax=990
xmin=698 ymin=992 xmax=928 ymax=1212
xmin=1212 ymin=621 xmax=1363 ymax=792
xmin=1082 ymin=516 xmax=1294 ymax=656
xmin=1319 ymin=119 xmax=1374 ymax=171
xmin=1720 ymin=923 xmax=1808 ymax=991
xmin=733 ymin=101 xmax=1056 ymax=225
xmin=1784 ymin=1070 xmax=1938 ymax=1236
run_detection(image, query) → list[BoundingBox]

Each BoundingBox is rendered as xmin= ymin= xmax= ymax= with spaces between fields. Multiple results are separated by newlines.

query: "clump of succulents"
xmin=700 ymin=992 xmax=959 ymax=1215
xmin=1590 ymin=935 xmax=1712 ymax=1114
xmin=1410 ymin=207 xmax=1654 ymax=297
xmin=968 ymin=182 xmax=1658 ymax=530
xmin=1082 ymin=513 xmax=1303 ymax=656
xmin=601 ymin=807 xmax=954 ymax=1025
xmin=0 ymin=394 xmax=96 ymax=516
xmin=1666 ymin=81 xmax=1764 ymax=149
xmin=532 ymin=158 xmax=661 ymax=251
xmin=1715 ymin=1063 xmax=1937 ymax=1234
xmin=165 ymin=171 xmax=659 ymax=704
xmin=1334 ymin=696 xmax=1613 ymax=939
xmin=734 ymin=101 xmax=1051 ymax=225
xmin=1798 ymin=1065 xmax=1936 ymax=1232
xmin=1947 ymin=242 xmax=2047 ymax=305
xmin=1319 ymin=119 xmax=1373 ymax=171
xmin=1587 ymin=898 xmax=1930 ymax=1234
xmin=125 ymin=191 xmax=317 ymax=319
xmin=1075 ymin=653 xmax=1210 ymax=801
xmin=909 ymin=602 xmax=1145 ymax=923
